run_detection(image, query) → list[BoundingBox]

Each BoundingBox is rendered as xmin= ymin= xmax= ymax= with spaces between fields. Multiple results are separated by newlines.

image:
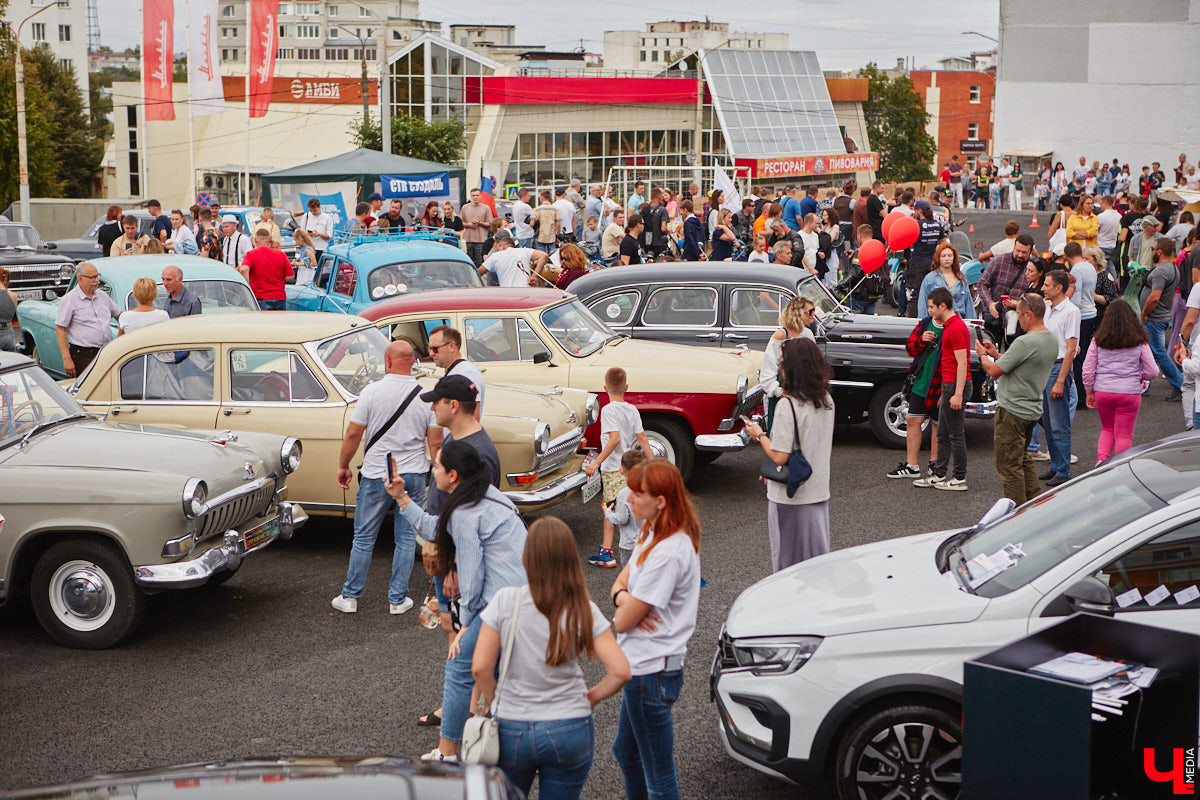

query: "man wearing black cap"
xmin=422 ymin=374 xmax=501 ymax=515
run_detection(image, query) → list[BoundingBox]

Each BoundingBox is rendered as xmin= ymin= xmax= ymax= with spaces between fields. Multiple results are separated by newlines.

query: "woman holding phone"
xmin=609 ymin=458 xmax=701 ymax=800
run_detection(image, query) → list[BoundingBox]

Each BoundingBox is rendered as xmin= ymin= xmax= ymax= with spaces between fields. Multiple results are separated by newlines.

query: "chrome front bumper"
xmin=695 ymin=430 xmax=751 ymax=452
xmin=134 ymin=502 xmax=307 ymax=588
xmin=505 ymin=468 xmax=590 ymax=507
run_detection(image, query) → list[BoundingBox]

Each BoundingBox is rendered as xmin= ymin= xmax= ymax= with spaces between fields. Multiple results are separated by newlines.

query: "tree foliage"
xmin=858 ymin=63 xmax=938 ymax=183
xmin=349 ymin=113 xmax=466 ymax=165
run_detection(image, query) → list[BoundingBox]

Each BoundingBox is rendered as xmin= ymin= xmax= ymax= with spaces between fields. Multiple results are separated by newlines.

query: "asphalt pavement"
xmin=1 ymin=365 xmax=1189 ymax=797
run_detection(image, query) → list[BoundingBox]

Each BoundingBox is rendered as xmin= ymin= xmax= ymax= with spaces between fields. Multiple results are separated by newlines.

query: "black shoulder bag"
xmin=359 ymin=385 xmax=422 ymax=475
xmin=759 ymin=397 xmax=813 ymax=497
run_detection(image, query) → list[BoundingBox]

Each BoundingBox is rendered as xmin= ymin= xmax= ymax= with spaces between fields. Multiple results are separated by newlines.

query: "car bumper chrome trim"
xmin=504 ymin=468 xmax=589 ymax=506
xmin=964 ymin=400 xmax=998 ymax=417
xmin=695 ymin=430 xmax=750 ymax=452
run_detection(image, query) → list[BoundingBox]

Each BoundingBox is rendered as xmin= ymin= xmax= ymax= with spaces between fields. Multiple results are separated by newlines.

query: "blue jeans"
xmin=499 ymin=716 xmax=594 ymax=799
xmin=1041 ymin=363 xmax=1077 ymax=478
xmin=1144 ymin=320 xmax=1183 ymax=392
xmin=534 ymin=240 xmax=557 ymax=254
xmin=442 ymin=615 xmax=481 ymax=744
xmin=848 ymin=297 xmax=877 ymax=314
xmin=612 ymin=670 xmax=684 ymax=800
xmin=1100 ymin=246 xmax=1117 ymax=281
xmin=1027 ymin=422 xmax=1041 ymax=452
xmin=340 ymin=474 xmax=426 ymax=604
xmin=517 ymin=237 xmax=533 ymax=249
xmin=257 ymin=298 xmax=286 ymax=310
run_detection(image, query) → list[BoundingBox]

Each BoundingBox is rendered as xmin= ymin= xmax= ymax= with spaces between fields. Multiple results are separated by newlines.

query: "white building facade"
xmin=2 ymin=0 xmax=90 ymax=113
xmin=603 ymin=21 xmax=788 ymax=73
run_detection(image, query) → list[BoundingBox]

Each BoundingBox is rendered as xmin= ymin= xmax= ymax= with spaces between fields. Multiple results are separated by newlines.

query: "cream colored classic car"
xmin=68 ymin=312 xmax=595 ymax=515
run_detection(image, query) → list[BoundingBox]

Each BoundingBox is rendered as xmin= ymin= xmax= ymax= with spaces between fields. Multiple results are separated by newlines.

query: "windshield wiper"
xmin=945 ymin=544 xmax=976 ymax=594
xmin=18 ymin=413 xmax=89 ymax=448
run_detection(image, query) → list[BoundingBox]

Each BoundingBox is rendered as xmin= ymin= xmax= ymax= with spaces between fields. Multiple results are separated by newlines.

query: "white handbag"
xmin=459 ymin=589 xmax=522 ymax=765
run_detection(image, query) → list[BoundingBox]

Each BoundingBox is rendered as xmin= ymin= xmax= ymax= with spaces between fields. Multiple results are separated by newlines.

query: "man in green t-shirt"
xmin=975 ymin=293 xmax=1059 ymax=503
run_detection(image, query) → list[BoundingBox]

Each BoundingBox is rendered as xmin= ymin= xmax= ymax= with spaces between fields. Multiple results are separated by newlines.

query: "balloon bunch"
xmin=858 ymin=213 xmax=921 ymax=274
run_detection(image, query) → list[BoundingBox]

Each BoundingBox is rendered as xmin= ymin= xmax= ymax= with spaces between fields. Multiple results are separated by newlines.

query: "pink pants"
xmin=1095 ymin=391 xmax=1142 ymax=462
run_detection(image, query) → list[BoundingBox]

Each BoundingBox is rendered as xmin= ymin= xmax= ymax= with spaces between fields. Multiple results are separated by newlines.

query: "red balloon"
xmin=859 ymin=239 xmax=886 ymax=273
xmin=887 ymin=215 xmax=920 ymax=250
xmin=881 ymin=212 xmax=900 ymax=241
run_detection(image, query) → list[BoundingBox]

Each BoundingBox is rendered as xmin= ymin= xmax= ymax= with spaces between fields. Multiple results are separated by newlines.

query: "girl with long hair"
xmin=760 ymin=297 xmax=817 ymax=429
xmin=710 ymin=208 xmax=737 ymax=261
xmin=385 ymin=439 xmax=528 ymax=764
xmin=1082 ymin=299 xmax=1158 ymax=462
xmin=918 ymin=240 xmax=974 ymax=320
xmin=743 ymin=338 xmax=836 ymax=571
xmin=471 ymin=518 xmax=630 ymax=799
xmin=291 ymin=229 xmax=317 ymax=285
xmin=420 ymin=201 xmax=441 ymax=228
xmin=609 ymin=458 xmax=701 ymax=800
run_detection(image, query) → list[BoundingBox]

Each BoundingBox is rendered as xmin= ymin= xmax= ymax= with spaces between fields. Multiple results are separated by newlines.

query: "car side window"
xmin=229 ymin=350 xmax=327 ymax=402
xmin=730 ymin=288 xmax=788 ymax=327
xmin=1093 ymin=519 xmax=1200 ymax=611
xmin=586 ymin=290 xmax=640 ymax=327
xmin=641 ymin=287 xmax=718 ymax=327
xmin=463 ymin=316 xmax=547 ymax=362
xmin=314 ymin=254 xmax=336 ymax=290
xmin=383 ymin=317 xmax=451 ymax=360
xmin=332 ymin=261 xmax=357 ymax=297
xmin=119 ymin=350 xmax=216 ymax=401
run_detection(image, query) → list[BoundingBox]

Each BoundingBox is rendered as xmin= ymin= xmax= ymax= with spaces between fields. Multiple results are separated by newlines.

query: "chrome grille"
xmin=5 ymin=263 xmax=69 ymax=291
xmin=200 ymin=482 xmax=276 ymax=539
xmin=535 ymin=428 xmax=584 ymax=474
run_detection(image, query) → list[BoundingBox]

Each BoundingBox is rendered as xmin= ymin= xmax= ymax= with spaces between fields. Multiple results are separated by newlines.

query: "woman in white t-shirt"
xmin=118 ymin=277 xmax=169 ymax=335
xmin=471 ymin=517 xmax=630 ymax=799
xmin=609 ymin=458 xmax=701 ymax=799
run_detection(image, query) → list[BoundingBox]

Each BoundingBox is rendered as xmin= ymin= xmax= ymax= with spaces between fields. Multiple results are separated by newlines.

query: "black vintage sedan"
xmin=568 ymin=262 xmax=996 ymax=449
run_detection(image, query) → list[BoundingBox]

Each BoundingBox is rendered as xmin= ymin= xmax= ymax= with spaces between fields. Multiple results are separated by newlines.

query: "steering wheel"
xmin=348 ymin=356 xmax=381 ymax=394
xmin=252 ymin=372 xmax=290 ymax=402
xmin=465 ymin=339 xmax=499 ymax=362
xmin=560 ymin=322 xmax=591 ymax=354
xmin=9 ymin=399 xmax=44 ymax=434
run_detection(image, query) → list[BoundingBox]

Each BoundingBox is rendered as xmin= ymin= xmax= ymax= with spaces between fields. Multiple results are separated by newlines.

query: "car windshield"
xmin=243 ymin=210 xmax=296 ymax=233
xmin=956 ymin=462 xmax=1164 ymax=597
xmin=124 ymin=280 xmax=258 ymax=312
xmin=311 ymin=326 xmax=390 ymax=396
xmin=540 ymin=299 xmax=616 ymax=357
xmin=0 ymin=225 xmax=44 ymax=249
xmin=796 ymin=276 xmax=844 ymax=318
xmin=0 ymin=365 xmax=87 ymax=449
xmin=367 ymin=260 xmax=482 ymax=300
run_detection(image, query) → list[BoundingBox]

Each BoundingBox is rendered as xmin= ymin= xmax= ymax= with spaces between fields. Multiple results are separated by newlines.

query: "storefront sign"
xmin=960 ymin=140 xmax=987 ymax=153
xmin=222 ymin=76 xmax=377 ymax=105
xmin=743 ymin=152 xmax=879 ymax=178
xmin=381 ymin=172 xmax=450 ymax=198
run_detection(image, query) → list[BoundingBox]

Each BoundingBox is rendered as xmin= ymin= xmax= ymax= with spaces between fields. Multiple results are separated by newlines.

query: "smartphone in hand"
xmin=387 ymin=452 xmax=397 ymax=483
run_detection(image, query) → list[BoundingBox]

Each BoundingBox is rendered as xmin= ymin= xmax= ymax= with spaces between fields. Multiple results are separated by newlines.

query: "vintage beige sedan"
xmin=69 ymin=312 xmax=595 ymax=515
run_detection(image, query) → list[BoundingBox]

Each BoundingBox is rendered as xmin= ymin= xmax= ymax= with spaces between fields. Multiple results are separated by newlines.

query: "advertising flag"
xmin=142 ymin=0 xmax=175 ymax=121
xmin=188 ymin=0 xmax=225 ymax=116
xmin=248 ymin=0 xmax=280 ymax=118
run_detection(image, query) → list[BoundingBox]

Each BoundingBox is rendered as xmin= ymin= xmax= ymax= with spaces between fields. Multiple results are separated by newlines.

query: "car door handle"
xmin=223 ymin=407 xmax=252 ymax=416
xmin=724 ymin=333 xmax=749 ymax=341
xmin=695 ymin=333 xmax=721 ymax=339
xmin=110 ymin=406 xmax=138 ymax=414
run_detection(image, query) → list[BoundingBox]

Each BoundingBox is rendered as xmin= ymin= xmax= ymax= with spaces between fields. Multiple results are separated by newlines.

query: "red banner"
xmin=735 ymin=153 xmax=880 ymax=178
xmin=247 ymin=0 xmax=280 ymax=118
xmin=141 ymin=0 xmax=175 ymax=121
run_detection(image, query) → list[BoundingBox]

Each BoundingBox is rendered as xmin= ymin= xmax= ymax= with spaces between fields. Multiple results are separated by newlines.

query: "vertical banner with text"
xmin=247 ymin=0 xmax=280 ymax=118
xmin=141 ymin=0 xmax=175 ymax=121
xmin=188 ymin=0 xmax=225 ymax=116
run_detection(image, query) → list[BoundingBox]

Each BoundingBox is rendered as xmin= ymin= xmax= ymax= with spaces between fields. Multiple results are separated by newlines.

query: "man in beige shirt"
xmin=602 ymin=208 xmax=626 ymax=261
xmin=529 ymin=190 xmax=561 ymax=254
xmin=460 ymin=188 xmax=494 ymax=267
xmin=109 ymin=215 xmax=140 ymax=257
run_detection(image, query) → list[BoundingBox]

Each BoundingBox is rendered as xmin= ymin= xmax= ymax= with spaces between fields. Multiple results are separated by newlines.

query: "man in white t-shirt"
xmin=1040 ymin=269 xmax=1081 ymax=487
xmin=798 ymin=213 xmax=820 ymax=275
xmin=1096 ymin=195 xmax=1122 ymax=278
xmin=1177 ymin=281 xmax=1200 ymax=429
xmin=298 ymin=197 xmax=335 ymax=254
xmin=553 ymin=186 xmax=576 ymax=237
xmin=332 ymin=339 xmax=441 ymax=615
xmin=511 ymin=187 xmax=535 ymax=248
xmin=479 ymin=230 xmax=548 ymax=287
xmin=428 ymin=324 xmax=485 ymax=419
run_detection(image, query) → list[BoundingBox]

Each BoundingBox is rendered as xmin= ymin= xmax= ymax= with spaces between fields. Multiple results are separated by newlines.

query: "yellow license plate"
xmin=243 ymin=516 xmax=280 ymax=551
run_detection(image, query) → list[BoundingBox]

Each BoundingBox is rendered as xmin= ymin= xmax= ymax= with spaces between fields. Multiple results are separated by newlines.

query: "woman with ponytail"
xmin=608 ymin=458 xmax=701 ymax=800
xmin=471 ymin=517 xmax=631 ymax=799
xmin=386 ymin=439 xmax=528 ymax=764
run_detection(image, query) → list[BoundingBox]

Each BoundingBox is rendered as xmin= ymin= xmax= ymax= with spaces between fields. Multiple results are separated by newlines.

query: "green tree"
xmin=349 ymin=113 xmax=466 ymax=165
xmin=858 ymin=63 xmax=937 ymax=183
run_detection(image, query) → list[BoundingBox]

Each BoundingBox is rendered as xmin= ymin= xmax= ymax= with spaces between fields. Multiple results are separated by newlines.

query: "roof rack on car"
xmin=332 ymin=227 xmax=461 ymax=247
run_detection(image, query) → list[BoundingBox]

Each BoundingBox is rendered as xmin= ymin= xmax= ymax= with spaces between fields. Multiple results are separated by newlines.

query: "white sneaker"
xmin=934 ymin=478 xmax=969 ymax=491
xmin=421 ymin=747 xmax=457 ymax=763
xmin=1070 ymin=454 xmax=1079 ymax=464
xmin=331 ymin=595 xmax=357 ymax=613
xmin=1029 ymin=450 xmax=1050 ymax=462
xmin=390 ymin=597 xmax=415 ymax=615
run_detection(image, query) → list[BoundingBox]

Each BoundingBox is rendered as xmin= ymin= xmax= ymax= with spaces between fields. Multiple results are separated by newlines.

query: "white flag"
xmin=188 ymin=0 xmax=226 ymax=116
xmin=714 ymin=167 xmax=741 ymax=212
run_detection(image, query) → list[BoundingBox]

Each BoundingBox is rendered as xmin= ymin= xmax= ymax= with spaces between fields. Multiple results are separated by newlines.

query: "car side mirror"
xmin=1063 ymin=576 xmax=1116 ymax=616
xmin=976 ymin=498 xmax=1016 ymax=528
xmin=44 ymin=242 xmax=57 ymax=250
xmin=533 ymin=351 xmax=555 ymax=366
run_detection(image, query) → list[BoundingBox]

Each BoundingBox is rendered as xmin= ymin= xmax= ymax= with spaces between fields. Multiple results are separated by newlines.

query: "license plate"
xmin=242 ymin=516 xmax=280 ymax=550
xmin=14 ymin=289 xmax=43 ymax=301
xmin=582 ymin=470 xmax=602 ymax=504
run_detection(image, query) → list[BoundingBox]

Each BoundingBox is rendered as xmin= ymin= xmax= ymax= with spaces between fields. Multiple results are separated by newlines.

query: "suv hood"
xmin=725 ymin=530 xmax=987 ymax=639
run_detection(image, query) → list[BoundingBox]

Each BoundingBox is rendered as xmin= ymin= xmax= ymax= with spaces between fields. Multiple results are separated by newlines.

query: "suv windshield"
xmin=1 ymin=365 xmax=87 ymax=449
xmin=540 ymin=299 xmax=616 ymax=357
xmin=367 ymin=260 xmax=481 ymax=299
xmin=311 ymin=327 xmax=390 ymax=396
xmin=957 ymin=462 xmax=1164 ymax=596
xmin=0 ymin=225 xmax=44 ymax=249
xmin=125 ymin=280 xmax=258 ymax=312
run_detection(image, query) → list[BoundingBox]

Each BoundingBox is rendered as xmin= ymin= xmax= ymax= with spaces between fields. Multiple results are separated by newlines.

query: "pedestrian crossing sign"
xmin=505 ymin=184 xmax=519 ymax=201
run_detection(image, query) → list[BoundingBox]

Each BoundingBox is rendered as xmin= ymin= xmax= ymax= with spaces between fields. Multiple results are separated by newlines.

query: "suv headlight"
xmin=533 ymin=423 xmax=551 ymax=456
xmin=182 ymin=478 xmax=208 ymax=519
xmin=727 ymin=636 xmax=821 ymax=676
xmin=280 ymin=437 xmax=302 ymax=474
xmin=585 ymin=393 xmax=600 ymax=427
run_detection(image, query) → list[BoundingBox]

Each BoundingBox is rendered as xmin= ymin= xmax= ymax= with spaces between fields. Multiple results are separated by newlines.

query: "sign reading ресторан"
xmin=381 ymin=172 xmax=450 ymax=198
xmin=745 ymin=153 xmax=879 ymax=178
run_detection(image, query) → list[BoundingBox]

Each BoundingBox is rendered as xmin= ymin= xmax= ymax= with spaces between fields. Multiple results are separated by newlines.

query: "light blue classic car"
xmin=16 ymin=255 xmax=257 ymax=378
xmin=285 ymin=229 xmax=483 ymax=315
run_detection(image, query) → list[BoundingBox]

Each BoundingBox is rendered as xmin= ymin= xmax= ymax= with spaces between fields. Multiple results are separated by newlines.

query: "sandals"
xmin=417 ymin=709 xmax=442 ymax=727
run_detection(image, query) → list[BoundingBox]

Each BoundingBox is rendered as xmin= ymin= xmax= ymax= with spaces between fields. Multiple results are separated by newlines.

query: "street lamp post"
xmin=335 ymin=25 xmax=378 ymax=122
xmin=347 ymin=0 xmax=389 ymax=156
xmin=9 ymin=3 xmax=58 ymax=223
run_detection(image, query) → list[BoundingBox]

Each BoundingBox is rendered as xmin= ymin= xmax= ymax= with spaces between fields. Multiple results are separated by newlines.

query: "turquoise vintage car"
xmin=285 ymin=229 xmax=482 ymax=315
xmin=16 ymin=255 xmax=257 ymax=378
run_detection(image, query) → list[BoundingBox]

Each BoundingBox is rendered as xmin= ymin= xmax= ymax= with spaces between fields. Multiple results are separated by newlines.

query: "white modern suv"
xmin=711 ymin=433 xmax=1200 ymax=800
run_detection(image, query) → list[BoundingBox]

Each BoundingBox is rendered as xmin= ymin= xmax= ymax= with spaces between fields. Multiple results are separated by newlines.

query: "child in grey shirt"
xmin=604 ymin=449 xmax=647 ymax=566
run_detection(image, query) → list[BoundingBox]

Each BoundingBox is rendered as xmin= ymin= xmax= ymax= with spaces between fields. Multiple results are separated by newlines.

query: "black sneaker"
xmin=1038 ymin=468 xmax=1056 ymax=481
xmin=887 ymin=463 xmax=921 ymax=479
xmin=1165 ymin=389 xmax=1183 ymax=401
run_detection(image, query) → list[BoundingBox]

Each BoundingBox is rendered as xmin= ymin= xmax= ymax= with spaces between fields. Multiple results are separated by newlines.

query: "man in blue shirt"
xmin=681 ymin=199 xmax=706 ymax=260
xmin=799 ymin=186 xmax=819 ymax=218
xmin=146 ymin=199 xmax=172 ymax=242
xmin=780 ymin=185 xmax=803 ymax=231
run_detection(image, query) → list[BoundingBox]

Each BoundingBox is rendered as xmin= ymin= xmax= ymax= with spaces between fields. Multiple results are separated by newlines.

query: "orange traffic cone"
xmin=1029 ymin=214 xmax=1040 ymax=228
xmin=968 ymin=223 xmax=974 ymax=232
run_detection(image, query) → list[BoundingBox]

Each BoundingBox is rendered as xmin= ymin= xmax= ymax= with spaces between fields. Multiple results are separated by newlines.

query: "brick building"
xmin=910 ymin=70 xmax=994 ymax=172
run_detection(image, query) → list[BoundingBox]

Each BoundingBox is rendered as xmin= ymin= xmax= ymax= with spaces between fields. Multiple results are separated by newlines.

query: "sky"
xmin=98 ymin=0 xmax=999 ymax=72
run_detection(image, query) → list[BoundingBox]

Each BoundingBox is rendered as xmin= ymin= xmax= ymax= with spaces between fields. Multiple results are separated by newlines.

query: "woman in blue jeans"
xmin=610 ymin=459 xmax=702 ymax=800
xmin=472 ymin=517 xmax=630 ymax=799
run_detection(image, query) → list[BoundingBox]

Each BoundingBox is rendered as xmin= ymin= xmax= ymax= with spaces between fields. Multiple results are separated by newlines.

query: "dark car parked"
xmin=49 ymin=210 xmax=194 ymax=263
xmin=568 ymin=262 xmax=996 ymax=449
xmin=0 ymin=221 xmax=75 ymax=301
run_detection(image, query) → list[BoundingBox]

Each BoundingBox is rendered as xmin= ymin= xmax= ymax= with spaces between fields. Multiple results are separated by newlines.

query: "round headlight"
xmin=280 ymin=437 xmax=302 ymax=474
xmin=534 ymin=423 xmax=551 ymax=456
xmin=182 ymin=478 xmax=208 ymax=519
xmin=585 ymin=393 xmax=600 ymax=426
xmin=59 ymin=264 xmax=74 ymax=281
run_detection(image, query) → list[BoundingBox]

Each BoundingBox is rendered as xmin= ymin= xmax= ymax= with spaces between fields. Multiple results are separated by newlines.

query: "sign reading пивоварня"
xmin=751 ymin=153 xmax=880 ymax=178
